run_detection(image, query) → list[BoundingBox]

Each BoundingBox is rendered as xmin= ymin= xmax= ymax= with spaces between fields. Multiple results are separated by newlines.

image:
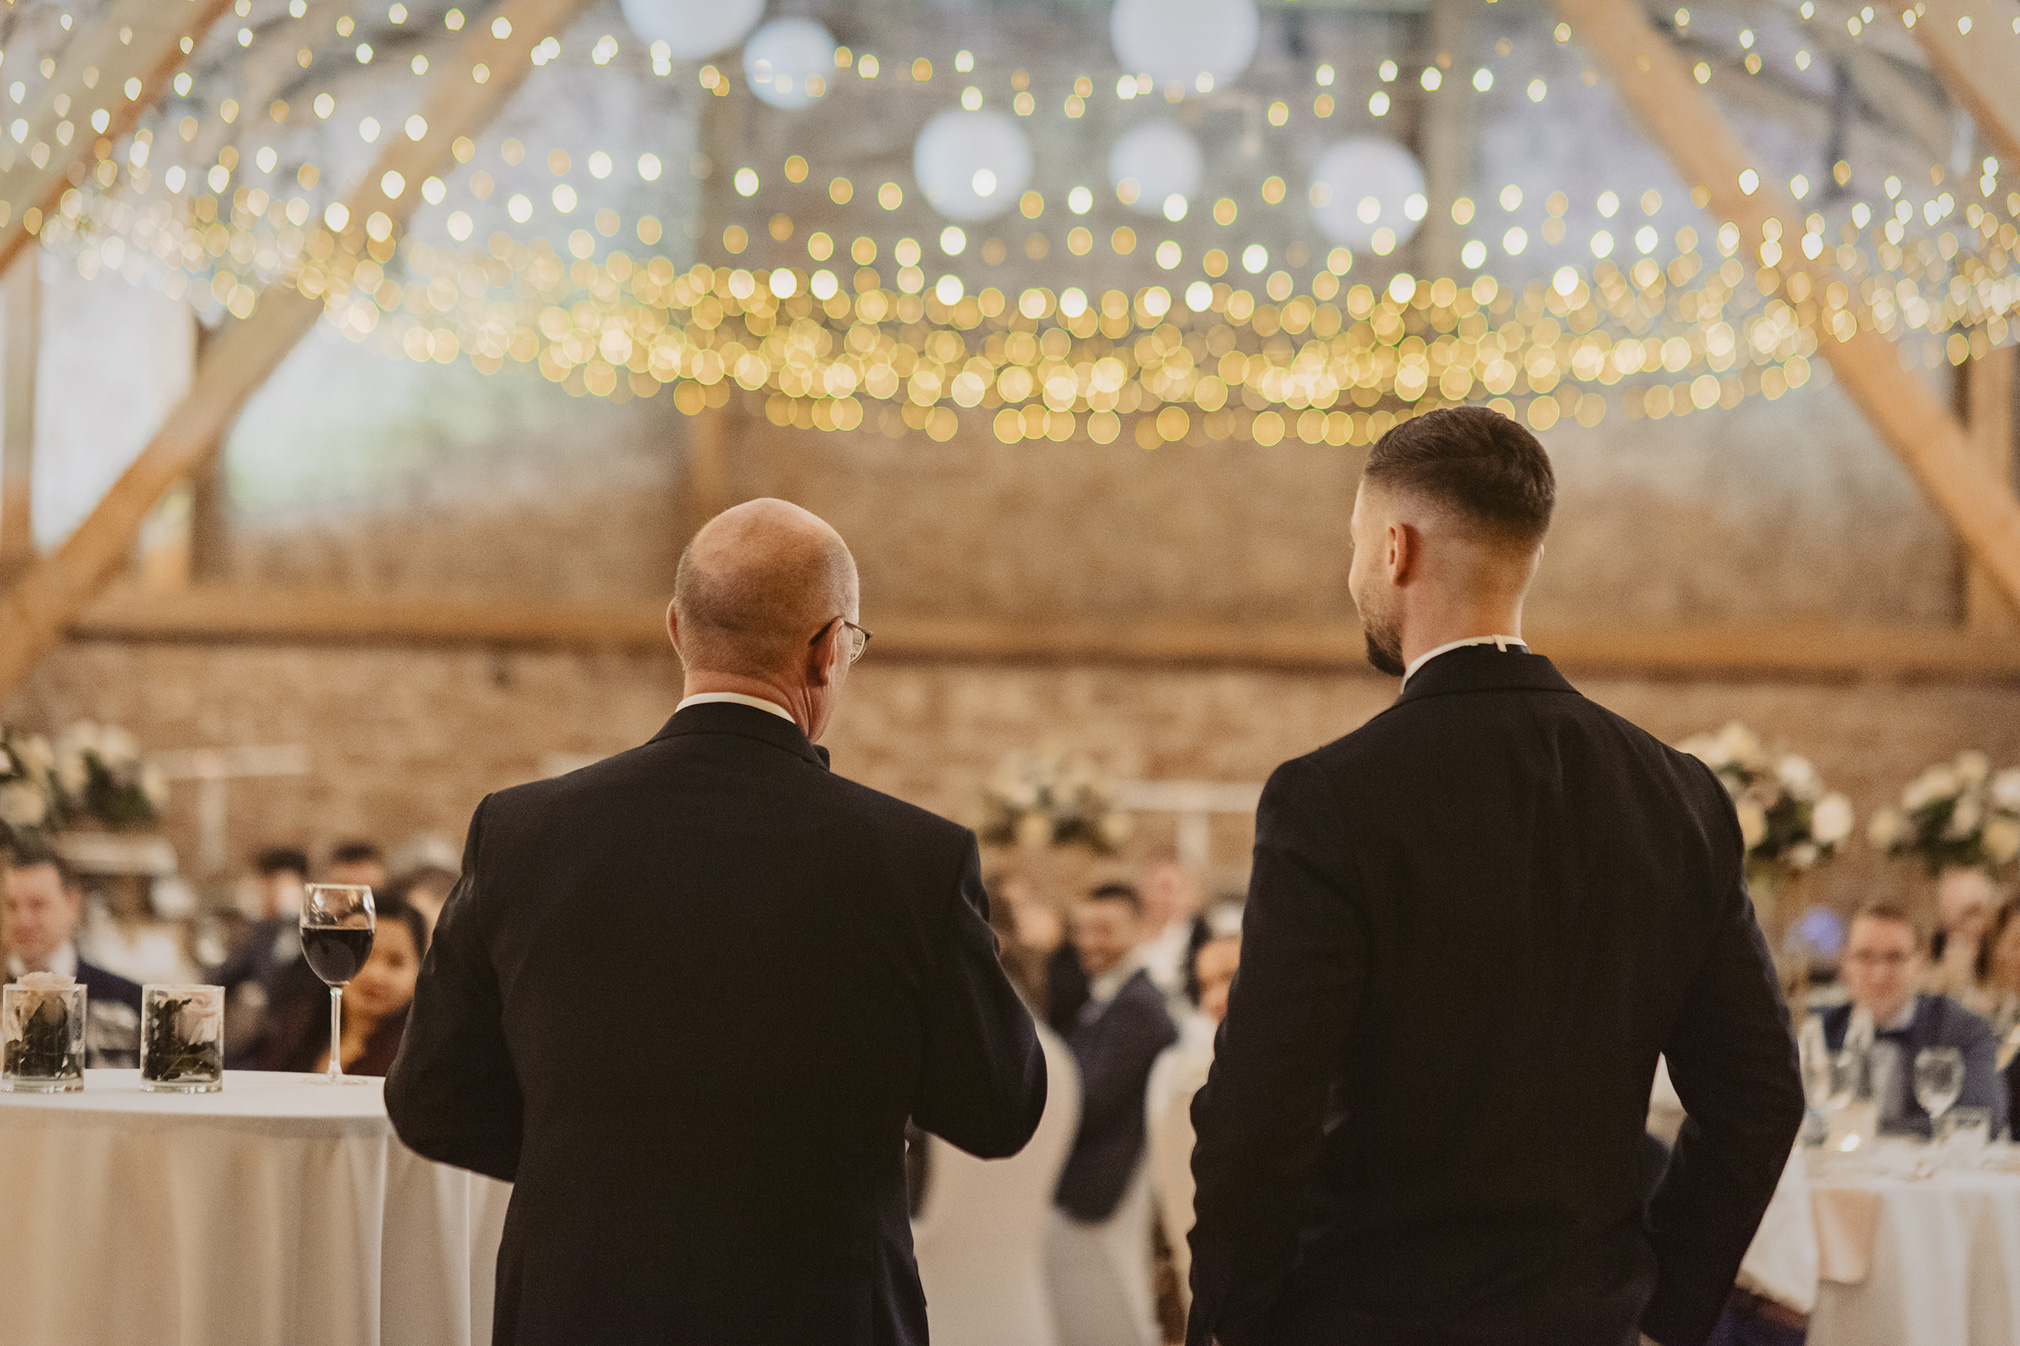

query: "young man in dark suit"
xmin=1055 ymin=882 xmax=1179 ymax=1223
xmin=387 ymin=499 xmax=1047 ymax=1346
xmin=1187 ymin=407 xmax=1803 ymax=1346
xmin=1 ymin=845 xmax=143 ymax=1064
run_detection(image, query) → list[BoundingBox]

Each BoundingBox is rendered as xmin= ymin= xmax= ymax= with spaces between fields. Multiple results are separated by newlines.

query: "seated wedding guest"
xmin=326 ymin=839 xmax=388 ymax=891
xmin=1981 ymin=898 xmax=2020 ymax=1044
xmin=251 ymin=899 xmax=426 ymax=1077
xmin=1927 ymin=865 xmax=1999 ymax=1016
xmin=212 ymin=847 xmax=309 ymax=998
xmin=1 ymin=843 xmax=142 ymax=1065
xmin=384 ymin=865 xmax=457 ymax=945
xmin=1822 ymin=902 xmax=2007 ymax=1137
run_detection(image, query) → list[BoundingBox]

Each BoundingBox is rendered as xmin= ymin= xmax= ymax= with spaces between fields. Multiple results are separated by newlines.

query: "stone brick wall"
xmin=9 ymin=641 xmax=2016 ymax=925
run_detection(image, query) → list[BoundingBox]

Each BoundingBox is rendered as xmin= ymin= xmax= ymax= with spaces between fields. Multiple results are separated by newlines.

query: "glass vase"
xmin=1 ymin=981 xmax=87 ymax=1093
xmin=139 ymin=984 xmax=224 ymax=1093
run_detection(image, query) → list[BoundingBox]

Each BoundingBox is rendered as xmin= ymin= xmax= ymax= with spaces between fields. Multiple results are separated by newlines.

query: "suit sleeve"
xmin=1187 ymin=757 xmax=1367 ymax=1346
xmin=1643 ymin=778 xmax=1805 ymax=1346
xmin=1955 ymin=1008 xmax=2008 ymax=1138
xmin=384 ymin=798 xmax=525 ymax=1182
xmin=912 ymin=834 xmax=1049 ymax=1160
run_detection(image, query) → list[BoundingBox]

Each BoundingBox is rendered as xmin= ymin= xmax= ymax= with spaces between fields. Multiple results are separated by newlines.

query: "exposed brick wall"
xmin=8 ymin=641 xmax=2016 ymax=922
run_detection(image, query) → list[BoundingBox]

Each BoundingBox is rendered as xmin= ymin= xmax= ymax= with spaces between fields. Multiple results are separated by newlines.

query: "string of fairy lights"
xmin=6 ymin=0 xmax=2020 ymax=446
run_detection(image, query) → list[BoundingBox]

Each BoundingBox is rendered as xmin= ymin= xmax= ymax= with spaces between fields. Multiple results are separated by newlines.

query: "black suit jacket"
xmin=1187 ymin=648 xmax=1803 ymax=1346
xmin=385 ymin=702 xmax=1047 ymax=1346
xmin=1055 ymin=966 xmax=1178 ymax=1221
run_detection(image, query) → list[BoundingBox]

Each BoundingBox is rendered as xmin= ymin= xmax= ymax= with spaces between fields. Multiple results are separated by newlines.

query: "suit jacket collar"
xmin=1393 ymin=645 xmax=1578 ymax=706
xmin=651 ymin=701 xmax=831 ymax=770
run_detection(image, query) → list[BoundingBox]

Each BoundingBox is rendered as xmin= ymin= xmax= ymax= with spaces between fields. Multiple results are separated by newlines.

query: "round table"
xmin=0 ymin=1069 xmax=510 ymax=1346
xmin=1810 ymin=1158 xmax=2020 ymax=1346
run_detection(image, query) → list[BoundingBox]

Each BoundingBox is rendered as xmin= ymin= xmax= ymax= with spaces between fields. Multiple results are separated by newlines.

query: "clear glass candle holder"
xmin=1 ymin=980 xmax=87 ymax=1093
xmin=139 ymin=984 xmax=224 ymax=1094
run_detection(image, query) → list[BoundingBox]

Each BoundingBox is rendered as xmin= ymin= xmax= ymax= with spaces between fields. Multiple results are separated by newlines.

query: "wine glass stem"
xmin=328 ymin=985 xmax=343 ymax=1085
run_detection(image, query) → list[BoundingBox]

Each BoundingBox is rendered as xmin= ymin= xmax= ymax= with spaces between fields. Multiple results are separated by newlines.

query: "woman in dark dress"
xmin=251 ymin=900 xmax=426 ymax=1077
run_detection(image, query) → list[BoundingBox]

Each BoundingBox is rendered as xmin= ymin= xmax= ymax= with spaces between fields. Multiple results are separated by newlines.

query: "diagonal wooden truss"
xmin=0 ymin=0 xmax=597 ymax=700
xmin=1556 ymin=0 xmax=2020 ymax=614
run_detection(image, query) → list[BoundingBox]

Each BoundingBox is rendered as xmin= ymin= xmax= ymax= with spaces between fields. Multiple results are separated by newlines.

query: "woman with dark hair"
xmin=1980 ymin=896 xmax=2020 ymax=1044
xmin=250 ymin=900 xmax=427 ymax=1077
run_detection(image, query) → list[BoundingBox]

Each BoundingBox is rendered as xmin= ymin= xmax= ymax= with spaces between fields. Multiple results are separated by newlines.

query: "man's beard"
xmin=1362 ymin=614 xmax=1405 ymax=676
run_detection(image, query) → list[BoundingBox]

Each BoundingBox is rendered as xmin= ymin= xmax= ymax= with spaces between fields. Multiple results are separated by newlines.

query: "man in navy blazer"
xmin=388 ymin=499 xmax=1046 ymax=1346
xmin=1187 ymin=408 xmax=1803 ymax=1346
xmin=2 ymin=844 xmax=143 ymax=1064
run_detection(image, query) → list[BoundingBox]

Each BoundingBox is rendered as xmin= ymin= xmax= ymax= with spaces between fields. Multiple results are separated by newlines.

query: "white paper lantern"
xmin=1309 ymin=137 xmax=1427 ymax=248
xmin=913 ymin=110 xmax=1033 ymax=222
xmin=1110 ymin=0 xmax=1259 ymax=89
xmin=742 ymin=19 xmax=835 ymax=110
xmin=1108 ymin=120 xmax=1202 ymax=217
xmin=617 ymin=0 xmax=764 ymax=60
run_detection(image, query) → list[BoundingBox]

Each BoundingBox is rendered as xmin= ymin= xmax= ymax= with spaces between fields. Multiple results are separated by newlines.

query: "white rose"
xmin=1735 ymin=799 xmax=1769 ymax=851
xmin=1787 ymin=842 xmax=1820 ymax=871
xmin=97 ymin=725 xmax=139 ymax=766
xmin=1097 ymin=812 xmax=1135 ymax=848
xmin=1984 ymin=818 xmax=2020 ymax=867
xmin=139 ymin=763 xmax=169 ymax=811
xmin=1947 ymin=793 xmax=1985 ymax=841
xmin=1993 ymin=768 xmax=2020 ymax=813
xmin=1868 ymin=806 xmax=1906 ymax=851
xmin=1957 ymin=749 xmax=1992 ymax=786
xmin=20 ymin=736 xmax=52 ymax=775
xmin=1811 ymin=792 xmax=1854 ymax=846
xmin=55 ymin=749 xmax=87 ymax=798
xmin=1905 ymin=766 xmax=1961 ymax=811
xmin=1718 ymin=721 xmax=1764 ymax=770
xmin=0 ymin=780 xmax=48 ymax=828
xmin=16 ymin=972 xmax=74 ymax=993
xmin=1014 ymin=813 xmax=1053 ymax=848
xmin=1776 ymin=754 xmax=1821 ymax=801
xmin=1679 ymin=734 xmax=1727 ymax=768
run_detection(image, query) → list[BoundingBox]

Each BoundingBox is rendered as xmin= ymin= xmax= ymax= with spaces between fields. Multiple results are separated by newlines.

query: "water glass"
xmin=1915 ymin=1047 xmax=1965 ymax=1128
xmin=139 ymin=985 xmax=224 ymax=1093
xmin=1 ymin=980 xmax=87 ymax=1092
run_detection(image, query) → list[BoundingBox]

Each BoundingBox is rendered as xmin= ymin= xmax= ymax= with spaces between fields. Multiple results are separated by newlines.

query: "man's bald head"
xmin=672 ymin=499 xmax=859 ymax=680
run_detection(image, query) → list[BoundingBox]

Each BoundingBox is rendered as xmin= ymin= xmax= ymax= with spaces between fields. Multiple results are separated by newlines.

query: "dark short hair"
xmin=374 ymin=897 xmax=430 ymax=958
xmin=1082 ymin=882 xmax=1142 ymax=914
xmin=329 ymin=840 xmax=383 ymax=868
xmin=255 ymin=847 xmax=310 ymax=879
xmin=3 ymin=841 xmax=77 ymax=891
xmin=1851 ymin=901 xmax=1925 ymax=951
xmin=1978 ymin=897 xmax=2020 ymax=983
xmin=1364 ymin=405 xmax=1555 ymax=544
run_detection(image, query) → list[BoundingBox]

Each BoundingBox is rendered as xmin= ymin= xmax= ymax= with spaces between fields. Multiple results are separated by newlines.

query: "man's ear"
xmin=664 ymin=599 xmax=682 ymax=659
xmin=1387 ymin=520 xmax=1417 ymax=586
xmin=806 ymin=620 xmax=840 ymax=688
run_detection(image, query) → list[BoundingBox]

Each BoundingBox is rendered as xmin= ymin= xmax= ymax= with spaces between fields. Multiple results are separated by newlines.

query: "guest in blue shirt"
xmin=1821 ymin=902 xmax=2007 ymax=1138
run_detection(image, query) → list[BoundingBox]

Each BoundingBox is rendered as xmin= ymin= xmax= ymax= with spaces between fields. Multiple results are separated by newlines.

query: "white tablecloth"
xmin=1810 ymin=1159 xmax=2020 ymax=1346
xmin=0 ymin=1069 xmax=510 ymax=1346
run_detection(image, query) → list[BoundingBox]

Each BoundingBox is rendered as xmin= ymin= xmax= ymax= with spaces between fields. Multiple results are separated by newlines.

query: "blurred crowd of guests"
xmin=0 ymin=836 xmax=458 ymax=1077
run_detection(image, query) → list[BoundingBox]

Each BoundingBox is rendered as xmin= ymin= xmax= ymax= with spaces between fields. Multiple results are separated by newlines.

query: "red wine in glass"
xmin=299 ymin=884 xmax=375 ymax=1085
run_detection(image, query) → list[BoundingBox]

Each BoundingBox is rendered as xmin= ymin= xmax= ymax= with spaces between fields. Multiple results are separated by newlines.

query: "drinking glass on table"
xmin=1914 ymin=1046 xmax=1965 ymax=1131
xmin=300 ymin=884 xmax=374 ymax=1086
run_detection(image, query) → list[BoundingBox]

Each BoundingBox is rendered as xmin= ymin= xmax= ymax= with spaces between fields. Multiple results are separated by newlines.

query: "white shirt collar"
xmin=675 ymin=691 xmax=796 ymax=724
xmin=6 ymin=942 xmax=77 ymax=981
xmin=1401 ymin=634 xmax=1528 ymax=688
xmin=1880 ymin=998 xmax=1919 ymax=1033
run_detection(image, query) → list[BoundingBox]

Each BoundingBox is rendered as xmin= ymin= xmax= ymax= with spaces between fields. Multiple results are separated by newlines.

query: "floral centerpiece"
xmin=1865 ymin=750 xmax=2020 ymax=875
xmin=1677 ymin=721 xmax=1857 ymax=876
xmin=0 ymin=726 xmax=60 ymax=848
xmin=53 ymin=721 xmax=168 ymax=831
xmin=978 ymin=749 xmax=1133 ymax=853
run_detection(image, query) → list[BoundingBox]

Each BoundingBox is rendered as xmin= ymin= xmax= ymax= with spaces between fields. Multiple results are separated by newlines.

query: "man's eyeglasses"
xmin=816 ymin=617 xmax=873 ymax=664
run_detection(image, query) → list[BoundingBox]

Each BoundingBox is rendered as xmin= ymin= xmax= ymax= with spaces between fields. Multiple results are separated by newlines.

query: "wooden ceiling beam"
xmin=1556 ymin=0 xmax=2020 ymax=615
xmin=0 ymin=0 xmax=235 ymax=278
xmin=57 ymin=584 xmax=2020 ymax=681
xmin=0 ymin=0 xmax=598 ymax=704
xmin=1910 ymin=0 xmax=2020 ymax=169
